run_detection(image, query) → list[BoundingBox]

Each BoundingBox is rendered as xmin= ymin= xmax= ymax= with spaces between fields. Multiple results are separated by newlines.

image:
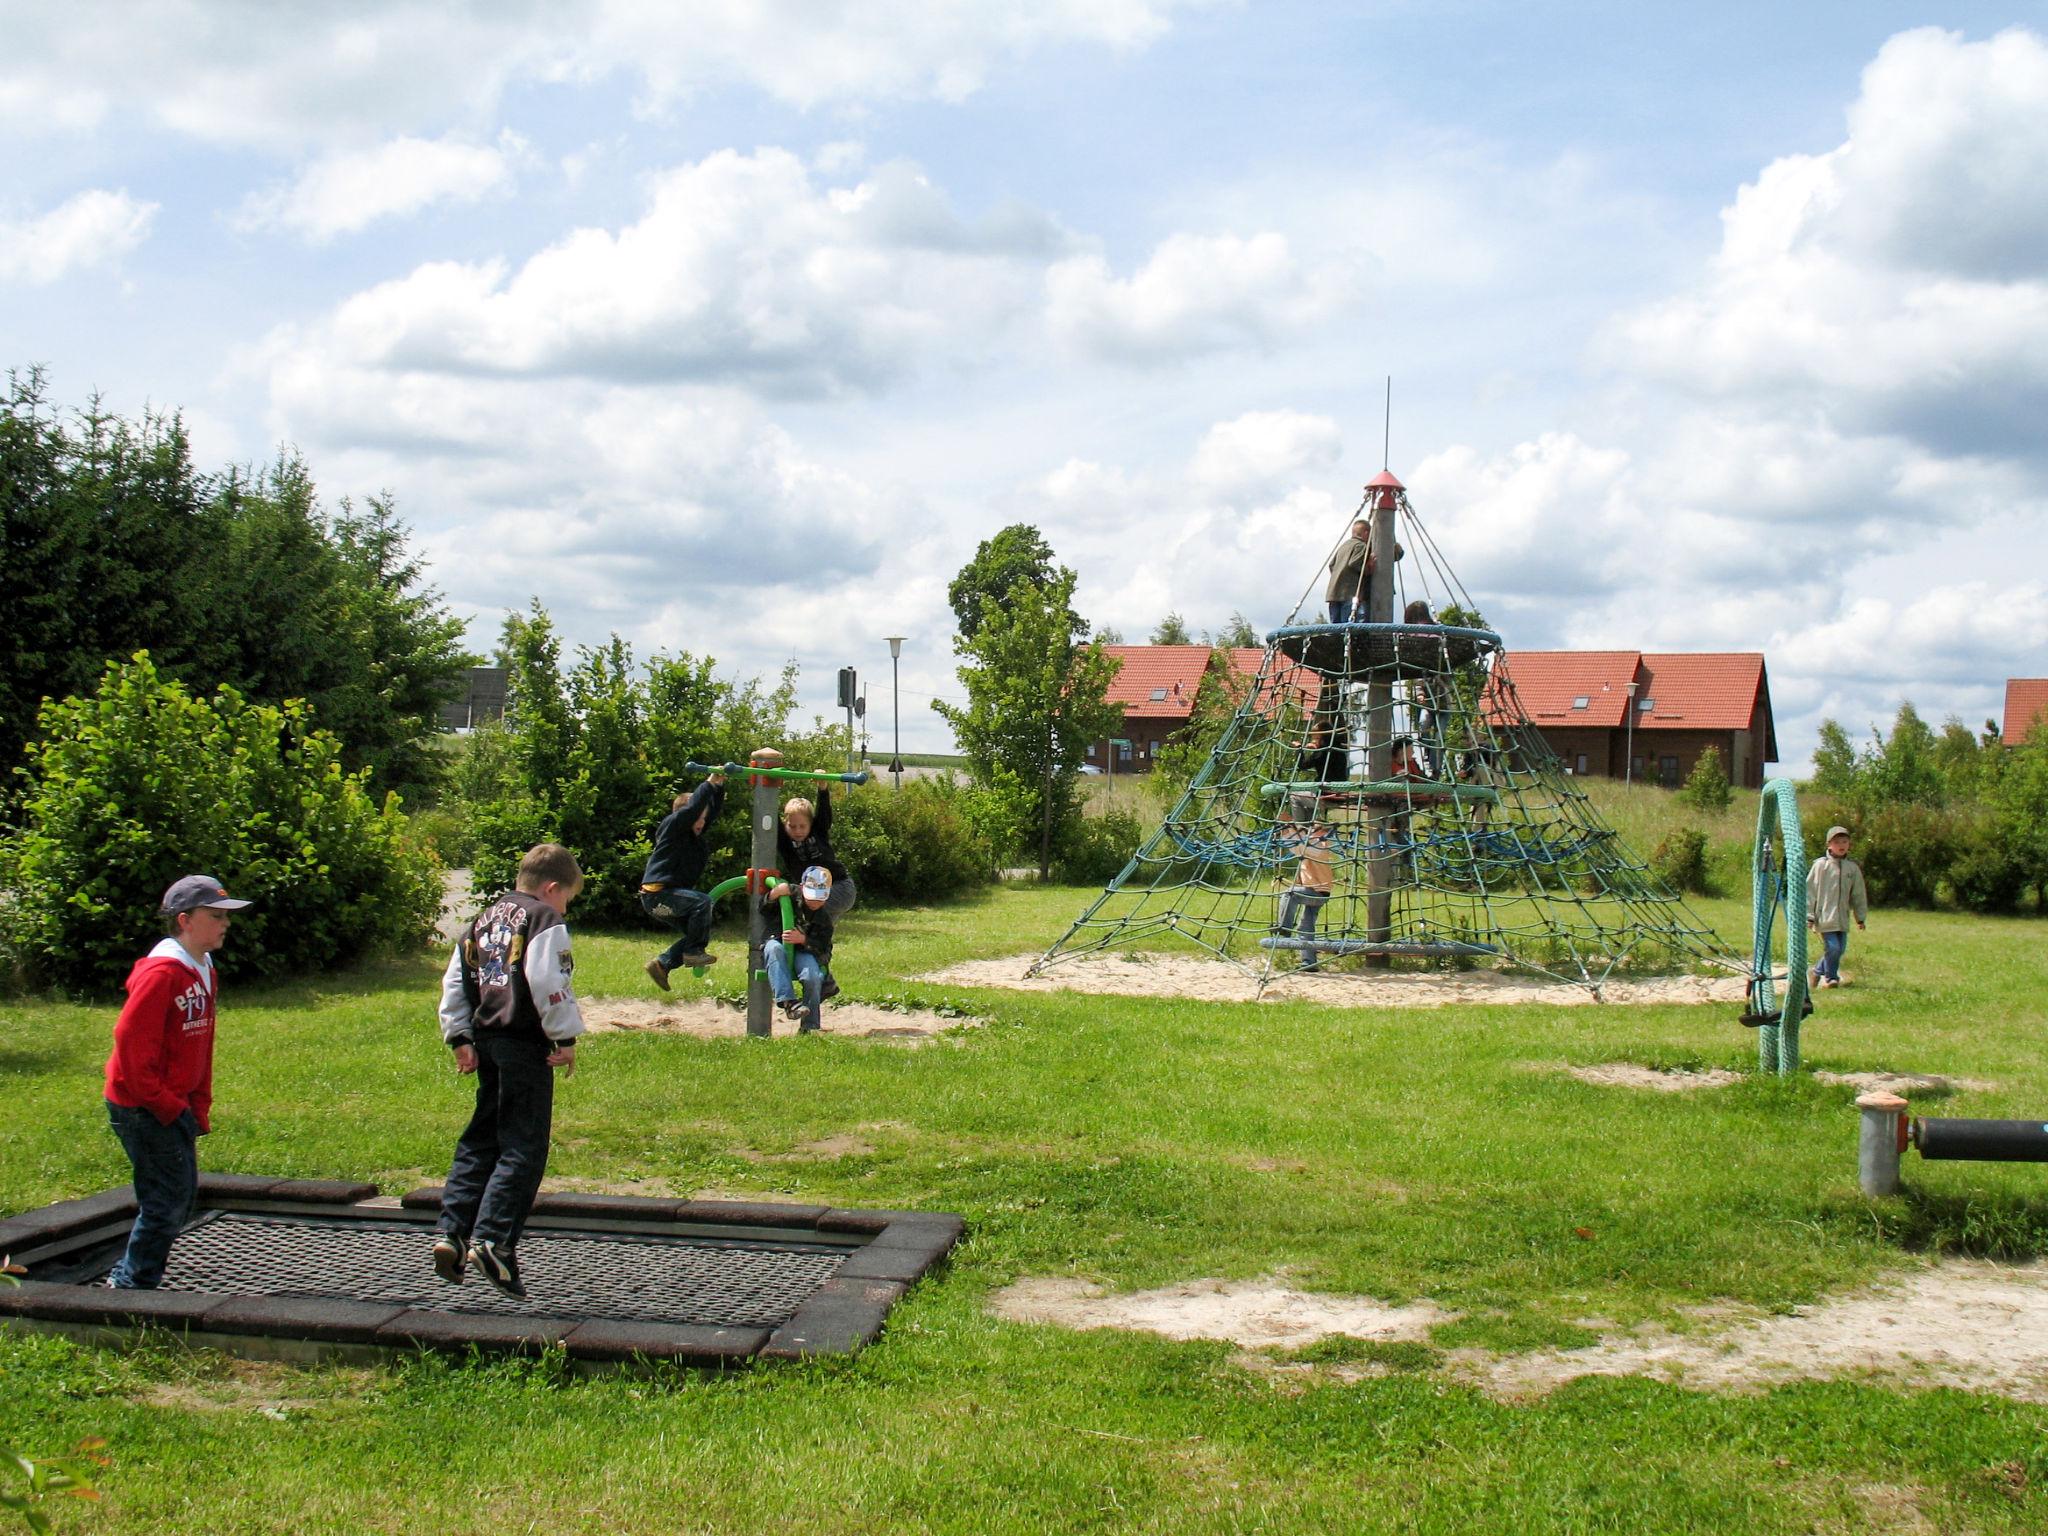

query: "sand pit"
xmin=923 ymin=953 xmax=1748 ymax=1009
xmin=1812 ymin=1070 xmax=1999 ymax=1096
xmin=1551 ymin=1062 xmax=1744 ymax=1092
xmin=580 ymin=995 xmax=981 ymax=1043
xmin=991 ymin=1262 xmax=2048 ymax=1402
xmin=988 ymin=1275 xmax=1453 ymax=1350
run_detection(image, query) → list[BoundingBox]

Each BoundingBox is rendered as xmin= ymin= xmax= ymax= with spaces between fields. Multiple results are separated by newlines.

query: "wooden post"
xmin=1362 ymin=473 xmax=1401 ymax=966
xmin=747 ymin=747 xmax=783 ymax=1038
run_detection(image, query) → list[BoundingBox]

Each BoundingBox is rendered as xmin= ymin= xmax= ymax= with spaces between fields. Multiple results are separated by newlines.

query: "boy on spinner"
xmin=642 ymin=770 xmax=725 ymax=989
xmin=763 ymin=865 xmax=836 ymax=1033
xmin=778 ymin=792 xmax=855 ymax=1001
xmin=435 ymin=843 xmax=586 ymax=1297
xmin=102 ymin=875 xmax=253 ymax=1289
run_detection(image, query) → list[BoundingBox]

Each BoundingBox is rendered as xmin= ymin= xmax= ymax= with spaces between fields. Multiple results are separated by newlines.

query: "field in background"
xmin=5 ymin=885 xmax=2047 ymax=1532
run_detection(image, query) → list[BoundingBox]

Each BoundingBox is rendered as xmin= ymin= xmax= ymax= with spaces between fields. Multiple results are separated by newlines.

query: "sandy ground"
xmin=987 ymin=1262 xmax=2048 ymax=1402
xmin=923 ymin=952 xmax=1749 ymax=1009
xmin=1812 ymin=1070 xmax=1999 ymax=1096
xmin=581 ymin=995 xmax=981 ymax=1044
xmin=1552 ymin=1062 xmax=1745 ymax=1091
xmin=988 ymin=1276 xmax=1452 ymax=1350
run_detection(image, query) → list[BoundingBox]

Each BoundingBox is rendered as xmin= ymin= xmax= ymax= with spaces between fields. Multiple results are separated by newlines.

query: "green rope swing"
xmin=1746 ymin=778 xmax=1811 ymax=1074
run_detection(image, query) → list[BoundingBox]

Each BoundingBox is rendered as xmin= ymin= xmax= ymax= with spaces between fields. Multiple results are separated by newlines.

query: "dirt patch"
xmin=993 ymin=1261 xmax=2048 ymax=1403
xmin=581 ymin=995 xmax=981 ymax=1043
xmin=987 ymin=1275 xmax=1455 ymax=1350
xmin=1813 ymin=1070 xmax=1998 ymax=1097
xmin=729 ymin=1129 xmax=893 ymax=1163
xmin=1549 ymin=1061 xmax=1744 ymax=1092
xmin=137 ymin=1360 xmax=368 ymax=1417
xmin=922 ymin=953 xmax=1748 ymax=1009
xmin=1463 ymin=1260 xmax=2048 ymax=1402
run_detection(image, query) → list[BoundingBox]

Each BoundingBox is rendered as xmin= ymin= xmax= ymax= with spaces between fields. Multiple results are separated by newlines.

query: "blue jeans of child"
xmin=106 ymin=1101 xmax=200 ymax=1289
xmin=440 ymin=1033 xmax=555 ymax=1251
xmin=1277 ymin=887 xmax=1330 ymax=969
xmin=763 ymin=939 xmax=824 ymax=1031
xmin=1814 ymin=928 xmax=1849 ymax=983
xmin=641 ymin=888 xmax=713 ymax=967
xmin=1327 ymin=599 xmax=1353 ymax=625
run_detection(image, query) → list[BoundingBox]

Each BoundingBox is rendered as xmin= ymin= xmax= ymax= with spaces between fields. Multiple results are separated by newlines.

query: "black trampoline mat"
xmin=123 ymin=1212 xmax=846 ymax=1329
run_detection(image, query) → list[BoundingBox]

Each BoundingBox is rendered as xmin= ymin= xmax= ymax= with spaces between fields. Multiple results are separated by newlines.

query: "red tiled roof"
xmin=1100 ymin=645 xmax=1211 ymax=719
xmin=1488 ymin=651 xmax=1641 ymax=727
xmin=2005 ymin=679 xmax=2048 ymax=746
xmin=1486 ymin=650 xmax=1773 ymax=753
xmin=1228 ymin=646 xmax=1321 ymax=711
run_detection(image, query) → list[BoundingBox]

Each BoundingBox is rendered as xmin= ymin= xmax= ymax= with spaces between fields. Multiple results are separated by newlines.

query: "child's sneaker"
xmin=778 ymin=998 xmax=804 ymax=1022
xmin=468 ymin=1239 xmax=526 ymax=1299
xmin=678 ymin=950 xmax=717 ymax=967
xmin=818 ymin=975 xmax=841 ymax=1003
xmin=645 ymin=958 xmax=671 ymax=991
xmin=431 ymin=1233 xmax=466 ymax=1284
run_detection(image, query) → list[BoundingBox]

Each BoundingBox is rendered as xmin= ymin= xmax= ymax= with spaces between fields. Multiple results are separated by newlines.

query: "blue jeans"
xmin=641 ymin=888 xmax=713 ymax=968
xmin=1327 ymin=599 xmax=1353 ymax=625
xmin=763 ymin=939 xmax=824 ymax=1031
xmin=1814 ymin=928 xmax=1849 ymax=983
xmin=106 ymin=1101 xmax=200 ymax=1289
xmin=1278 ymin=887 xmax=1330 ymax=969
xmin=440 ymin=1033 xmax=555 ymax=1251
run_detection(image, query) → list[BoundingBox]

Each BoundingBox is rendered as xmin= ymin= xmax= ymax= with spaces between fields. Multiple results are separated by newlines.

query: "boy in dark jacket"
xmin=641 ymin=771 xmax=725 ymax=989
xmin=102 ymin=875 xmax=254 ymax=1289
xmin=763 ymin=865 xmax=835 ymax=1033
xmin=777 ymin=790 xmax=854 ymax=1000
xmin=435 ymin=843 xmax=586 ymax=1297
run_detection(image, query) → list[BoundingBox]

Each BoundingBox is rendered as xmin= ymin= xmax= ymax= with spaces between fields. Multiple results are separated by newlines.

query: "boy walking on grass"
xmin=102 ymin=875 xmax=253 ymax=1289
xmin=1807 ymin=825 xmax=1868 ymax=989
xmin=435 ymin=843 xmax=586 ymax=1298
xmin=641 ymin=770 xmax=725 ymax=989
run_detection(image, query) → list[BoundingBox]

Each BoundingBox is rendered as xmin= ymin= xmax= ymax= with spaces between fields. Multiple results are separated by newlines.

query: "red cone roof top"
xmin=1364 ymin=469 xmax=1404 ymax=491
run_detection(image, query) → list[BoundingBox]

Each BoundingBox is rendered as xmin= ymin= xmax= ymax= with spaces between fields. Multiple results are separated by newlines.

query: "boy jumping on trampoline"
xmin=1806 ymin=825 xmax=1868 ymax=989
xmin=779 ymin=792 xmax=854 ymax=1002
xmin=641 ymin=770 xmax=726 ymax=989
xmin=102 ymin=875 xmax=253 ymax=1289
xmin=763 ymin=865 xmax=836 ymax=1032
xmin=435 ymin=843 xmax=587 ymax=1297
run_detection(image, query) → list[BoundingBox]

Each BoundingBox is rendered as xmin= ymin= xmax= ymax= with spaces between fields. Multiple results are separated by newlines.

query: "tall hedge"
xmin=0 ymin=654 xmax=441 ymax=991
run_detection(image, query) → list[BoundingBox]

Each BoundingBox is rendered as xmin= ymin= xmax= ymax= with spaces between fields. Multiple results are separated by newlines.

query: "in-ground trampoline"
xmin=0 ymin=1176 xmax=962 ymax=1368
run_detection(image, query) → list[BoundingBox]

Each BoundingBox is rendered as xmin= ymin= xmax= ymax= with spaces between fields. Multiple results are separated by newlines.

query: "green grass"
xmin=5 ymin=887 xmax=2048 ymax=1532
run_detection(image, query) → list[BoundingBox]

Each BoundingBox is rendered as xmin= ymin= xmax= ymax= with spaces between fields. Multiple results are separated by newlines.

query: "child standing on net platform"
xmin=641 ymin=770 xmax=725 ymax=989
xmin=434 ymin=843 xmax=586 ymax=1298
xmin=779 ymin=791 xmax=855 ymax=1002
xmin=102 ymin=875 xmax=253 ymax=1289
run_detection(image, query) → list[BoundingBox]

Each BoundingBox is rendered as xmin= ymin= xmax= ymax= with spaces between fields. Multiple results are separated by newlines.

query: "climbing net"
xmin=1033 ymin=486 xmax=1739 ymax=992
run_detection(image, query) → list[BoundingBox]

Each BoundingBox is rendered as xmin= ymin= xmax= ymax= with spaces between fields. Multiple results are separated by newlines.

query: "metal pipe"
xmin=687 ymin=759 xmax=872 ymax=786
xmin=1914 ymin=1118 xmax=2048 ymax=1162
xmin=1856 ymin=1091 xmax=1907 ymax=1196
xmin=745 ymin=747 xmax=781 ymax=1038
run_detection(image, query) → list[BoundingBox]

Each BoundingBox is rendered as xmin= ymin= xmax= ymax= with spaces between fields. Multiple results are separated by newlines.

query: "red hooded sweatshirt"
xmin=104 ymin=938 xmax=216 ymax=1132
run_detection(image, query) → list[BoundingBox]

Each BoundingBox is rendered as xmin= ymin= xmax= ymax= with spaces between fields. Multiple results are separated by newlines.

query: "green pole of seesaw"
xmin=687 ymin=760 xmax=873 ymax=787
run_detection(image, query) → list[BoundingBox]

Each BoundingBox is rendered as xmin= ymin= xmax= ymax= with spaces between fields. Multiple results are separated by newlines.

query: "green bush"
xmin=1945 ymin=808 xmax=2031 ymax=914
xmin=1854 ymin=801 xmax=1957 ymax=909
xmin=831 ymin=780 xmax=994 ymax=901
xmin=1648 ymin=827 xmax=1710 ymax=895
xmin=1677 ymin=745 xmax=1732 ymax=813
xmin=1053 ymin=810 xmax=1142 ymax=885
xmin=0 ymin=654 xmax=441 ymax=992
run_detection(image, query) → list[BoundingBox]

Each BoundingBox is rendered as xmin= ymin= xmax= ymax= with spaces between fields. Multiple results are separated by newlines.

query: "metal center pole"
xmin=746 ymin=746 xmax=782 ymax=1038
xmin=1363 ymin=489 xmax=1398 ymax=966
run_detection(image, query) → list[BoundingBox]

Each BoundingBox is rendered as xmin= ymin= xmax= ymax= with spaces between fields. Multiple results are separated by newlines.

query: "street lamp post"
xmin=1625 ymin=679 xmax=1639 ymax=785
xmin=886 ymin=636 xmax=906 ymax=790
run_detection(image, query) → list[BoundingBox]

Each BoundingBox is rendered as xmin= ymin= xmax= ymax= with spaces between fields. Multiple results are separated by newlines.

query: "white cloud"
xmin=295 ymin=149 xmax=1075 ymax=394
xmin=236 ymin=132 xmax=527 ymax=243
xmin=1609 ymin=26 xmax=2048 ymax=461
xmin=1187 ymin=409 xmax=1344 ymax=499
xmin=1047 ymin=232 xmax=1357 ymax=365
xmin=0 ymin=187 xmax=157 ymax=285
xmin=0 ymin=1 xmax=1208 ymax=150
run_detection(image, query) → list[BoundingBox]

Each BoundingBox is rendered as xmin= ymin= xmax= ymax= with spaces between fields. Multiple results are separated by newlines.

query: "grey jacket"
xmin=1806 ymin=854 xmax=1868 ymax=932
xmin=1324 ymin=532 xmax=1405 ymax=603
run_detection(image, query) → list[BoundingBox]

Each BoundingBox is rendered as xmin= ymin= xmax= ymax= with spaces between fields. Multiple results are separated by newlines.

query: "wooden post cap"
xmin=1855 ymin=1091 xmax=1909 ymax=1111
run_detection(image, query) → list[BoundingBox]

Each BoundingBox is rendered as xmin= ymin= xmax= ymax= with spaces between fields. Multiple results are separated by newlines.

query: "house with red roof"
xmin=1487 ymin=651 xmax=1777 ymax=788
xmin=2004 ymin=679 xmax=2048 ymax=746
xmin=1084 ymin=644 xmax=1318 ymax=772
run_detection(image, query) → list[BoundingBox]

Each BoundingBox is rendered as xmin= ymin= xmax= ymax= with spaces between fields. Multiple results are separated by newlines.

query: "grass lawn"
xmin=4 ymin=885 xmax=2048 ymax=1532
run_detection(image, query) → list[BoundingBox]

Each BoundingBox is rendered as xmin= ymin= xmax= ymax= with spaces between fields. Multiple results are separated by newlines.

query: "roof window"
xmin=1571 ymin=696 xmax=1590 ymax=710
xmin=1637 ymin=697 xmax=1655 ymax=712
xmin=1149 ymin=687 xmax=1168 ymax=701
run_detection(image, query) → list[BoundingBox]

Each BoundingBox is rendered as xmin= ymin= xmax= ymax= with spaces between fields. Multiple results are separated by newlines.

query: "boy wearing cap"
xmin=102 ymin=875 xmax=253 ymax=1289
xmin=434 ymin=843 xmax=587 ymax=1298
xmin=762 ymin=865 xmax=836 ymax=1033
xmin=1807 ymin=825 xmax=1868 ymax=989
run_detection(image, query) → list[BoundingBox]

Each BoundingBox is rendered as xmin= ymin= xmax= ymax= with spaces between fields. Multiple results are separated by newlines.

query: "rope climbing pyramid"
xmin=1034 ymin=469 xmax=1740 ymax=993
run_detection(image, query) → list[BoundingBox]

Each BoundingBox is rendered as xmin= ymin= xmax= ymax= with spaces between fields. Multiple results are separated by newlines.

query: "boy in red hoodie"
xmin=102 ymin=874 xmax=252 ymax=1289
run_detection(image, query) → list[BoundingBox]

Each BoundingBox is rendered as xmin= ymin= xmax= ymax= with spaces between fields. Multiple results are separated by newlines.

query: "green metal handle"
xmin=687 ymin=759 xmax=873 ymax=786
xmin=1260 ymin=779 xmax=1500 ymax=803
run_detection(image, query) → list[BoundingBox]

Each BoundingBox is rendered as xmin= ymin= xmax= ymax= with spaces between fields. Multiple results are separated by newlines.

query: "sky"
xmin=4 ymin=2 xmax=2045 ymax=767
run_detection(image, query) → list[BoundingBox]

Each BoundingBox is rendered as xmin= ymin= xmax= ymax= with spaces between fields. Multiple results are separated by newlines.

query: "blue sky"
xmin=4 ymin=3 xmax=2043 ymax=763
